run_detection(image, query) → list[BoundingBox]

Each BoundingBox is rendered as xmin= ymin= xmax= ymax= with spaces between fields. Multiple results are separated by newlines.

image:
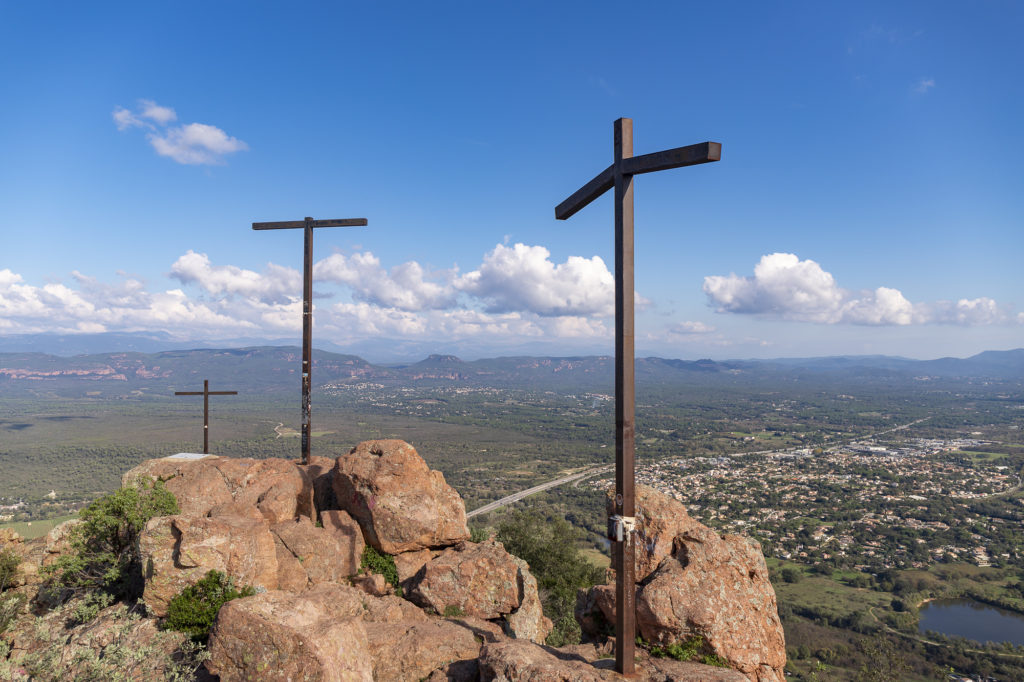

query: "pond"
xmin=918 ymin=598 xmax=1024 ymax=646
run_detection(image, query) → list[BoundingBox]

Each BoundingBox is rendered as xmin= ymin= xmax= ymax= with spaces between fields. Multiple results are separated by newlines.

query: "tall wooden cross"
xmin=556 ymin=119 xmax=720 ymax=674
xmin=252 ymin=216 xmax=368 ymax=464
xmin=174 ymin=379 xmax=238 ymax=454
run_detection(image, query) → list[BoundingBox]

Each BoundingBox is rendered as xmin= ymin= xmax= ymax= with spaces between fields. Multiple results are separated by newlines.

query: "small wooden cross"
xmin=556 ymin=118 xmax=720 ymax=674
xmin=174 ymin=379 xmax=238 ymax=454
xmin=252 ymin=216 xmax=368 ymax=464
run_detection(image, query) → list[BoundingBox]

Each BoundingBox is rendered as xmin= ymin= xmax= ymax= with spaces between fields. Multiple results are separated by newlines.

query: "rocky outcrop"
xmin=636 ymin=525 xmax=786 ymax=682
xmin=406 ymin=540 xmax=551 ymax=644
xmin=609 ymin=485 xmax=703 ymax=583
xmin=365 ymin=620 xmax=482 ymax=681
xmin=207 ymin=584 xmax=372 ymax=682
xmin=332 ymin=439 xmax=469 ymax=553
xmin=300 ymin=455 xmax=339 ymax=519
xmin=123 ymin=454 xmax=313 ymax=523
xmin=139 ymin=514 xmax=278 ymax=617
xmin=478 ymin=639 xmax=748 ymax=681
xmin=270 ymin=515 xmax=363 ymax=588
xmin=587 ymin=485 xmax=786 ymax=682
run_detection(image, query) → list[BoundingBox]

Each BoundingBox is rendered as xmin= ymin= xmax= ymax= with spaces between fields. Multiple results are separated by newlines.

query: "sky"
xmin=0 ymin=1 xmax=1021 ymax=361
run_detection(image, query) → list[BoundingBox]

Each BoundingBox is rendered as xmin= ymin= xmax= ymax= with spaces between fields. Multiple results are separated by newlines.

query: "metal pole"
xmin=613 ymin=117 xmax=636 ymax=675
xmin=301 ymin=217 xmax=314 ymax=464
xmin=203 ymin=379 xmax=209 ymax=454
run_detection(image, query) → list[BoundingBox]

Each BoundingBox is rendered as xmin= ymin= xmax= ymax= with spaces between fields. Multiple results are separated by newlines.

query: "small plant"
xmin=649 ymin=635 xmax=710 ymax=663
xmin=72 ymin=591 xmax=115 ymax=624
xmin=164 ymin=570 xmax=255 ymax=641
xmin=0 ymin=592 xmax=26 ymax=636
xmin=442 ymin=604 xmax=465 ymax=618
xmin=44 ymin=479 xmax=179 ymax=601
xmin=0 ymin=547 xmax=20 ymax=591
xmin=360 ymin=545 xmax=399 ymax=588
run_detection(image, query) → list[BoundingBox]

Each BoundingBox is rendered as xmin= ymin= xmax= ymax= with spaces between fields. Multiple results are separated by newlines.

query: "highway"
xmin=466 ymin=464 xmax=612 ymax=518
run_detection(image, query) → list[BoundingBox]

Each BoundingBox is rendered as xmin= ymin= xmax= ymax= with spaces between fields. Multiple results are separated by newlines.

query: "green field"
xmin=0 ymin=513 xmax=76 ymax=539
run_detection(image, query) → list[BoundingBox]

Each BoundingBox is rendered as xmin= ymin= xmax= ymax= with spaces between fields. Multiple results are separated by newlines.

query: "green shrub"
xmin=0 ymin=547 xmax=20 ymax=592
xmin=0 ymin=592 xmax=26 ymax=636
xmin=360 ymin=545 xmax=399 ymax=588
xmin=44 ymin=479 xmax=179 ymax=601
xmin=496 ymin=510 xmax=605 ymax=647
xmin=649 ymin=635 xmax=724 ymax=665
xmin=164 ymin=570 xmax=255 ymax=641
xmin=442 ymin=604 xmax=465 ymax=618
xmin=72 ymin=591 xmax=115 ymax=624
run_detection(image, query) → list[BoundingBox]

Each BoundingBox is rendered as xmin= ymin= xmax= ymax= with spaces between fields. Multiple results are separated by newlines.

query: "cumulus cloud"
xmin=113 ymin=100 xmax=247 ymax=165
xmin=170 ymin=251 xmax=299 ymax=304
xmin=314 ymin=252 xmax=456 ymax=311
xmin=456 ymin=243 xmax=616 ymax=316
xmin=668 ymin=321 xmax=716 ymax=335
xmin=704 ymin=253 xmax=1015 ymax=326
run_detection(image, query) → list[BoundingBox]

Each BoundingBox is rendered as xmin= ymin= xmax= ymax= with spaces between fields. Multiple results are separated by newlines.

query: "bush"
xmin=164 ymin=570 xmax=255 ymax=641
xmin=0 ymin=547 xmax=20 ymax=592
xmin=360 ymin=545 xmax=400 ymax=588
xmin=496 ymin=510 xmax=606 ymax=647
xmin=44 ymin=479 xmax=179 ymax=601
xmin=0 ymin=592 xmax=26 ymax=636
xmin=72 ymin=591 xmax=115 ymax=624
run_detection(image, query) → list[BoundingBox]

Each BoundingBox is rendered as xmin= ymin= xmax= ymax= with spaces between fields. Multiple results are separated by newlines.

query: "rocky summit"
xmin=0 ymin=441 xmax=785 ymax=681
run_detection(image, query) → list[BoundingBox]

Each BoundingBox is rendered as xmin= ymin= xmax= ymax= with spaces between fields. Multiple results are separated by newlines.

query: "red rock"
xmin=300 ymin=454 xmax=339 ymax=517
xmin=608 ymin=484 xmax=703 ymax=583
xmin=332 ymin=439 xmax=469 ymax=553
xmin=122 ymin=455 xmax=313 ymax=523
xmin=394 ymin=547 xmax=434 ymax=585
xmin=271 ymin=516 xmax=361 ymax=588
xmin=407 ymin=540 xmax=520 ymax=619
xmin=208 ymin=584 xmax=371 ymax=682
xmin=503 ymin=554 xmax=552 ymax=644
xmin=365 ymin=620 xmax=482 ymax=681
xmin=320 ymin=508 xmax=365 ymax=571
xmin=635 ymin=525 xmax=786 ymax=682
xmin=139 ymin=514 xmax=278 ymax=617
xmin=351 ymin=573 xmax=391 ymax=597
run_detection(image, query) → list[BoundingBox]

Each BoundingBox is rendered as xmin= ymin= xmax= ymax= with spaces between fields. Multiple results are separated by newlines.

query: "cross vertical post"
xmin=556 ymin=119 xmax=720 ymax=675
xmin=252 ymin=215 xmax=368 ymax=464
xmin=174 ymin=379 xmax=238 ymax=454
xmin=613 ymin=117 xmax=637 ymax=673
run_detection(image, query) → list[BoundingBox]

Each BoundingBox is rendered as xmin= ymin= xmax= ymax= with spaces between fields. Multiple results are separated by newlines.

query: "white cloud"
xmin=314 ymin=252 xmax=456 ymax=311
xmin=913 ymin=77 xmax=935 ymax=94
xmin=456 ymin=243 xmax=617 ymax=317
xmin=170 ymin=251 xmax=298 ymax=304
xmin=113 ymin=100 xmax=247 ymax=165
xmin=668 ymin=321 xmax=716 ymax=335
xmin=704 ymin=253 xmax=1015 ymax=326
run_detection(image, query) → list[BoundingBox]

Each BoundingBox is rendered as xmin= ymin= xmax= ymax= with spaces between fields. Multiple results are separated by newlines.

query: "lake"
xmin=918 ymin=598 xmax=1024 ymax=646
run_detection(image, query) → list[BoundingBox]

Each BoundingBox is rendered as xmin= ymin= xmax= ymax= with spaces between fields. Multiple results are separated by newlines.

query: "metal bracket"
xmin=609 ymin=514 xmax=637 ymax=543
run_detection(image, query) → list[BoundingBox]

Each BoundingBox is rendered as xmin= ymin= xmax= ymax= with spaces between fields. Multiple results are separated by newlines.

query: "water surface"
xmin=918 ymin=598 xmax=1024 ymax=646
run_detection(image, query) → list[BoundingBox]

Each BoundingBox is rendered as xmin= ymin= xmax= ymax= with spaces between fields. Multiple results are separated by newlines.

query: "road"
xmin=466 ymin=464 xmax=612 ymax=518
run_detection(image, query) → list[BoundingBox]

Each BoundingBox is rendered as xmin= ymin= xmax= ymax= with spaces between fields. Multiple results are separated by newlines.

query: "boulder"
xmin=366 ymin=620 xmax=482 ymax=681
xmin=635 ymin=524 xmax=786 ymax=682
xmin=320 ymin=509 xmax=366 ymax=570
xmin=394 ymin=547 xmax=434 ymax=586
xmin=478 ymin=639 xmax=748 ymax=682
xmin=351 ymin=572 xmax=391 ymax=597
xmin=503 ymin=554 xmax=553 ymax=644
xmin=139 ymin=514 xmax=278 ymax=617
xmin=270 ymin=516 xmax=362 ymax=588
xmin=207 ymin=584 xmax=371 ymax=682
xmin=122 ymin=455 xmax=313 ymax=523
xmin=608 ymin=484 xmax=703 ymax=583
xmin=332 ymin=439 xmax=469 ymax=553
xmin=407 ymin=541 xmax=520 ymax=619
xmin=407 ymin=540 xmax=551 ymax=644
xmin=360 ymin=592 xmax=429 ymax=624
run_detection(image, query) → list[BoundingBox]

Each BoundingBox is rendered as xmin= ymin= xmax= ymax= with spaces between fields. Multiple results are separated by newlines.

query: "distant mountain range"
xmin=0 ymin=342 xmax=1021 ymax=399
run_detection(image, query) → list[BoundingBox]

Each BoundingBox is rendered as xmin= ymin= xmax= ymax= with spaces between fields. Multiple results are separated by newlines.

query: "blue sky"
xmin=0 ymin=1 xmax=1021 ymax=361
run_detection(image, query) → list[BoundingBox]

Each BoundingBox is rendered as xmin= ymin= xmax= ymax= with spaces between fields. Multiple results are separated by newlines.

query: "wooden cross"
xmin=252 ymin=218 xmax=368 ymax=462
xmin=556 ymin=118 xmax=720 ymax=675
xmin=252 ymin=216 xmax=368 ymax=464
xmin=174 ymin=379 xmax=238 ymax=454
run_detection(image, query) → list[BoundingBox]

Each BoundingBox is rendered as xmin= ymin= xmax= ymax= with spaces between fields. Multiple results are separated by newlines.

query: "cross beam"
xmin=252 ymin=215 xmax=368 ymax=464
xmin=555 ymin=119 xmax=720 ymax=675
xmin=174 ymin=379 xmax=238 ymax=454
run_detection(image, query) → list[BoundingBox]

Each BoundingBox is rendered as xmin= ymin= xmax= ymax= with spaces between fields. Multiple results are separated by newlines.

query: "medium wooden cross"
xmin=556 ymin=118 xmax=720 ymax=674
xmin=174 ymin=379 xmax=238 ymax=454
xmin=252 ymin=216 xmax=368 ymax=464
